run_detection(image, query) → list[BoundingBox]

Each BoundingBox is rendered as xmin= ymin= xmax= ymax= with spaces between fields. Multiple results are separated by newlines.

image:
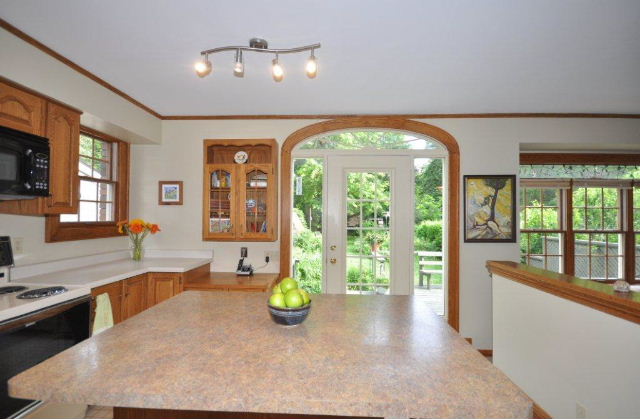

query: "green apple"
xmin=272 ymin=282 xmax=282 ymax=294
xmin=299 ymin=289 xmax=310 ymax=305
xmin=284 ymin=289 xmax=303 ymax=308
xmin=279 ymin=277 xmax=298 ymax=293
xmin=269 ymin=293 xmax=286 ymax=308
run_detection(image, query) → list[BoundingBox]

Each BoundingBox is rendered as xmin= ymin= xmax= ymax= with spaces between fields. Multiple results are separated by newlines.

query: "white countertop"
xmin=1 ymin=255 xmax=211 ymax=323
xmin=12 ymin=257 xmax=212 ymax=289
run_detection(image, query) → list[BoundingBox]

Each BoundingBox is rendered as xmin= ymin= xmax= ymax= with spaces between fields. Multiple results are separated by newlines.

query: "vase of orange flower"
xmin=117 ymin=219 xmax=160 ymax=261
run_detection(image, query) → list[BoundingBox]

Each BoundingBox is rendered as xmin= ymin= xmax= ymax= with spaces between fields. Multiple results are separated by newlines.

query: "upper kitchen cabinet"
xmin=203 ymin=139 xmax=278 ymax=242
xmin=0 ymin=78 xmax=81 ymax=215
xmin=0 ymin=81 xmax=45 ymax=136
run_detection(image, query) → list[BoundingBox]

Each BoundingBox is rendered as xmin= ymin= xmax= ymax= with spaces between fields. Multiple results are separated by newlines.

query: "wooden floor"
xmin=414 ymin=286 xmax=444 ymax=315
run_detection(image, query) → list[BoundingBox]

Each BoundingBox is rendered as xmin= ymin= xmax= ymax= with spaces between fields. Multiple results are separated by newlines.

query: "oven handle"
xmin=0 ymin=295 xmax=91 ymax=334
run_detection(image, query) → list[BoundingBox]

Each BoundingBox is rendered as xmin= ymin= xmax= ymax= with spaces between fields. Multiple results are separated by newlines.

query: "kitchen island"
xmin=9 ymin=292 xmax=532 ymax=419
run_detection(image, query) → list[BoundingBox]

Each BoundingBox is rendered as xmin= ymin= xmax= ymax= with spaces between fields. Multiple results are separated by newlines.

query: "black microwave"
xmin=0 ymin=125 xmax=50 ymax=201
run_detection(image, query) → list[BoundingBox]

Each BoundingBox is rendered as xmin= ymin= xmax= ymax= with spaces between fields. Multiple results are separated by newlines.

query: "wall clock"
xmin=234 ymin=151 xmax=248 ymax=164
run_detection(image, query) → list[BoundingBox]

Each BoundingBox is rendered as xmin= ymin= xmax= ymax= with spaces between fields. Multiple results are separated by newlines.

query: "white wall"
xmin=129 ymin=117 xmax=640 ymax=349
xmin=0 ymin=26 xmax=161 ymax=265
xmin=493 ymin=274 xmax=640 ymax=418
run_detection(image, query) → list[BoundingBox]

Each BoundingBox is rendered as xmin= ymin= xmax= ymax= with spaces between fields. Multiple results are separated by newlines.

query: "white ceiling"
xmin=1 ymin=0 xmax=639 ymax=116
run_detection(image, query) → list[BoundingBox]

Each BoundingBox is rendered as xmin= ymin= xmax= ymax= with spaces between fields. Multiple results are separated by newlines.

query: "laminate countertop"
xmin=9 ymin=292 xmax=532 ymax=419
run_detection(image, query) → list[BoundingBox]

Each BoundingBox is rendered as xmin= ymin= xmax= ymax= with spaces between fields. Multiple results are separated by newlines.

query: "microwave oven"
xmin=0 ymin=125 xmax=50 ymax=201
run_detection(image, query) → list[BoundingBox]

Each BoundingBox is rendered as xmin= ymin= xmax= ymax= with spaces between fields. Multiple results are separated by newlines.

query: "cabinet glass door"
xmin=209 ymin=168 xmax=234 ymax=235
xmin=244 ymin=168 xmax=269 ymax=236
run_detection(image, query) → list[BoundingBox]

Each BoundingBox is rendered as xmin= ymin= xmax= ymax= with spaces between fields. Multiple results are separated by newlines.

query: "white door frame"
xmin=324 ymin=155 xmax=413 ymax=295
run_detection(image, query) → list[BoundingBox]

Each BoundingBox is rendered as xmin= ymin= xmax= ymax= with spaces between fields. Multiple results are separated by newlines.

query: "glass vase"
xmin=132 ymin=240 xmax=144 ymax=261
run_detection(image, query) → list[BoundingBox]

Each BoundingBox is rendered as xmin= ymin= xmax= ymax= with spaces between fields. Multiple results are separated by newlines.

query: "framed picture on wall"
xmin=463 ymin=175 xmax=516 ymax=243
xmin=158 ymin=181 xmax=183 ymax=205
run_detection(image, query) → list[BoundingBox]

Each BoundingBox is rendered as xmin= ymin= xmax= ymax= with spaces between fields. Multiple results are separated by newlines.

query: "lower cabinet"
xmin=122 ymin=274 xmax=148 ymax=321
xmin=90 ymin=265 xmax=209 ymax=329
xmin=91 ymin=280 xmax=123 ymax=325
xmin=147 ymin=272 xmax=181 ymax=306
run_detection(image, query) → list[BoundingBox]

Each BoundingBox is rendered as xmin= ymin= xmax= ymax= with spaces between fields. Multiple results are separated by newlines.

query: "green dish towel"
xmin=92 ymin=293 xmax=114 ymax=335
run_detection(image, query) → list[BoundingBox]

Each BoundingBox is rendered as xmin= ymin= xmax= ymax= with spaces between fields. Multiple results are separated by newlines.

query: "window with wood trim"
xmin=519 ymin=185 xmax=564 ymax=273
xmin=519 ymin=155 xmax=640 ymax=284
xmin=45 ymin=128 xmax=129 ymax=242
xmin=635 ymin=186 xmax=640 ymax=280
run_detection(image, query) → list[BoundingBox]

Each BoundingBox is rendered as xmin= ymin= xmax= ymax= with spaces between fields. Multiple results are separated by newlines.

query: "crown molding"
xmin=0 ymin=18 xmax=163 ymax=119
xmin=160 ymin=112 xmax=640 ymax=120
xmin=2 ymin=18 xmax=640 ymax=122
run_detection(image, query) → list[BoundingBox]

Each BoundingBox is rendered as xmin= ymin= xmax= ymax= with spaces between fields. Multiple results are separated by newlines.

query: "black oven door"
xmin=0 ymin=297 xmax=90 ymax=418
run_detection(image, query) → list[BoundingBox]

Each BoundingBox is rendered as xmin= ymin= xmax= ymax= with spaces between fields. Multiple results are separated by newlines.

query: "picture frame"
xmin=158 ymin=181 xmax=183 ymax=205
xmin=463 ymin=175 xmax=516 ymax=243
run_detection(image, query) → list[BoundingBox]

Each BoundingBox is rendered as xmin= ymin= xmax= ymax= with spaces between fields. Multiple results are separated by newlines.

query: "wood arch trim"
xmin=279 ymin=117 xmax=461 ymax=331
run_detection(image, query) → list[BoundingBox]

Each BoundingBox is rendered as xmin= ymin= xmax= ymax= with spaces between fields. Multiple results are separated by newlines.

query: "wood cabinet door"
xmin=44 ymin=102 xmax=80 ymax=213
xmin=0 ymin=81 xmax=45 ymax=135
xmin=148 ymin=273 xmax=180 ymax=306
xmin=238 ymin=164 xmax=276 ymax=241
xmin=122 ymin=274 xmax=148 ymax=321
xmin=91 ymin=280 xmax=123 ymax=325
xmin=203 ymin=164 xmax=238 ymax=240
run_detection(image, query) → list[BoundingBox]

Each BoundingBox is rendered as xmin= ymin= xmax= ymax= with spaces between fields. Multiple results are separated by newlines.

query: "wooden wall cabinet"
xmin=203 ymin=139 xmax=278 ymax=242
xmin=0 ymin=78 xmax=81 ymax=215
xmin=0 ymin=81 xmax=45 ymax=135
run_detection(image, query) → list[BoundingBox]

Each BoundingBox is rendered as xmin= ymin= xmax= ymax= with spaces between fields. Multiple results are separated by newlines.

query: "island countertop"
xmin=9 ymin=292 xmax=532 ymax=419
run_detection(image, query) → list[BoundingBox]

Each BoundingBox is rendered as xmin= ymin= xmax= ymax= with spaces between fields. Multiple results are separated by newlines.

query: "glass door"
xmin=325 ymin=156 xmax=413 ymax=295
xmin=240 ymin=164 xmax=274 ymax=239
xmin=205 ymin=164 xmax=236 ymax=239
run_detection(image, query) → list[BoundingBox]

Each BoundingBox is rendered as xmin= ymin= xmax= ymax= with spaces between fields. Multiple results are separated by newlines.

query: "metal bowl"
xmin=267 ymin=301 xmax=311 ymax=326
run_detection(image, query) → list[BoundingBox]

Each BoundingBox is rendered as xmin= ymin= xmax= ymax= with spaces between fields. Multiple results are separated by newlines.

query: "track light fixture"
xmin=272 ymin=54 xmax=284 ymax=82
xmin=233 ymin=49 xmax=244 ymax=77
xmin=194 ymin=54 xmax=212 ymax=78
xmin=305 ymin=49 xmax=317 ymax=79
xmin=195 ymin=38 xmax=321 ymax=81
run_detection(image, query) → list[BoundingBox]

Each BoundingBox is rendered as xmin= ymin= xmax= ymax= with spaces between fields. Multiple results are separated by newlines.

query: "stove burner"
xmin=0 ymin=286 xmax=28 ymax=295
xmin=16 ymin=286 xmax=67 ymax=299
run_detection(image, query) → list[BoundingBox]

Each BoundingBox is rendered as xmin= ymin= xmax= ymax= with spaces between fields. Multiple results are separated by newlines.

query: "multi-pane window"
xmin=635 ymin=187 xmax=640 ymax=280
xmin=520 ymin=186 xmax=564 ymax=272
xmin=61 ymin=132 xmax=117 ymax=222
xmin=519 ymin=161 xmax=639 ymax=283
xmin=572 ymin=186 xmax=623 ymax=280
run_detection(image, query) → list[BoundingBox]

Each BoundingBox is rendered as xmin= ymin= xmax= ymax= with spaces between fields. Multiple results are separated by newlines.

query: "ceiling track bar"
xmin=200 ymin=43 xmax=321 ymax=56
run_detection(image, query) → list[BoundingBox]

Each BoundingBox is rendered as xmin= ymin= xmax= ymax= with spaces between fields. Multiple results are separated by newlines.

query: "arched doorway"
xmin=280 ymin=117 xmax=460 ymax=330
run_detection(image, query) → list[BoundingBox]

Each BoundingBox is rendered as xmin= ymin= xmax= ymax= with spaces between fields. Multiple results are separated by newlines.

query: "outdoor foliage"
xmin=292 ymin=132 xmax=445 ymax=292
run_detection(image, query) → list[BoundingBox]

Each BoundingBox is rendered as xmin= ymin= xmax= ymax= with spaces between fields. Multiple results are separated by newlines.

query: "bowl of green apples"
xmin=267 ymin=277 xmax=311 ymax=326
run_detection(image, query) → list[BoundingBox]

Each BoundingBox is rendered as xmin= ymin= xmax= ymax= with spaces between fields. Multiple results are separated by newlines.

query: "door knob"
xmin=329 ymin=258 xmax=337 ymax=264
xmin=330 ymin=245 xmax=336 ymax=251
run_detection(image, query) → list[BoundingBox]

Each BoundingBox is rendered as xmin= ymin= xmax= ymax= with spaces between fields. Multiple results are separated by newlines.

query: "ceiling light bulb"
xmin=305 ymin=52 xmax=317 ymax=78
xmin=195 ymin=57 xmax=212 ymax=78
xmin=272 ymin=56 xmax=284 ymax=82
xmin=233 ymin=50 xmax=244 ymax=77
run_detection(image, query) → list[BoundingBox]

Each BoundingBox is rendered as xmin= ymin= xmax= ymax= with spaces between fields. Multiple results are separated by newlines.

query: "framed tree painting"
xmin=463 ymin=175 xmax=516 ymax=243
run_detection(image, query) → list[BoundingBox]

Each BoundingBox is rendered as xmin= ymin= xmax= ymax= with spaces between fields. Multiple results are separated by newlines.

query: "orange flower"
xmin=117 ymin=220 xmax=128 ymax=234
xmin=150 ymin=224 xmax=161 ymax=234
xmin=129 ymin=223 xmax=144 ymax=234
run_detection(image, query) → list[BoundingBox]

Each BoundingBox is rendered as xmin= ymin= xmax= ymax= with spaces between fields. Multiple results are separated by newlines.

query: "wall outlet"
xmin=12 ymin=237 xmax=24 ymax=254
xmin=265 ymin=250 xmax=279 ymax=261
xmin=576 ymin=402 xmax=587 ymax=419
